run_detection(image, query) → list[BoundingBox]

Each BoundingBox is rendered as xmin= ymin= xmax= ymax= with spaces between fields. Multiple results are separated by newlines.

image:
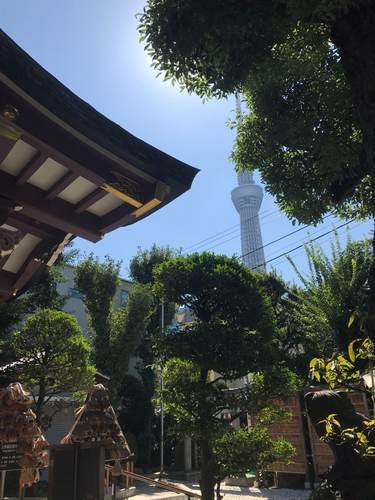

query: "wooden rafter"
xmin=0 ymin=269 xmax=16 ymax=297
xmin=0 ymin=136 xmax=16 ymax=163
xmin=46 ymin=233 xmax=74 ymax=267
xmin=100 ymin=181 xmax=169 ymax=233
xmin=46 ymin=171 xmax=78 ymax=200
xmin=25 ymin=131 xmax=154 ymax=210
xmin=20 ymin=128 xmax=156 ymax=211
xmin=7 ymin=212 xmax=60 ymax=240
xmin=75 ymin=188 xmax=107 ymax=214
xmin=0 ymin=233 xmax=67 ymax=297
xmin=16 ymin=151 xmax=48 ymax=186
xmin=0 ymin=170 xmax=102 ymax=242
xmin=103 ymin=183 xmax=143 ymax=209
xmin=0 ymin=253 xmax=11 ymax=270
xmin=22 ymin=135 xmax=106 ymax=187
xmin=100 ymin=204 xmax=134 ymax=234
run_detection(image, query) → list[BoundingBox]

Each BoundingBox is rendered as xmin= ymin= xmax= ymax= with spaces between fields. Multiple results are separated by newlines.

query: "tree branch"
xmin=207 ymin=376 xmax=225 ymax=386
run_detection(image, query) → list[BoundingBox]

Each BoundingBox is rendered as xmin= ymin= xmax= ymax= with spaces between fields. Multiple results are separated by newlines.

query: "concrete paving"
xmin=215 ymin=485 xmax=310 ymax=499
xmin=133 ymin=481 xmax=311 ymax=500
xmin=191 ymin=483 xmax=310 ymax=500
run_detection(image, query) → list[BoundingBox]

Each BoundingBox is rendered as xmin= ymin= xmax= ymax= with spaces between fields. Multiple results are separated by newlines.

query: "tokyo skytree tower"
xmin=231 ymin=97 xmax=266 ymax=271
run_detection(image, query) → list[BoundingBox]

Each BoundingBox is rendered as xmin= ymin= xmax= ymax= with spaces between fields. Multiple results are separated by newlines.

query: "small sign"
xmin=0 ymin=442 xmax=21 ymax=471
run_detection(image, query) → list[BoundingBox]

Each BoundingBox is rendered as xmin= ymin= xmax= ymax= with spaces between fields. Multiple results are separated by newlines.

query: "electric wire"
xmin=182 ymin=209 xmax=276 ymax=253
xmin=182 ymin=209 xmax=279 ymax=253
xmin=193 ymin=211 xmax=282 ymax=253
xmin=249 ymin=218 xmax=356 ymax=271
xmin=230 ymin=214 xmax=334 ymax=260
xmin=266 ymin=221 xmax=364 ymax=270
xmin=255 ymin=216 xmax=337 ymax=261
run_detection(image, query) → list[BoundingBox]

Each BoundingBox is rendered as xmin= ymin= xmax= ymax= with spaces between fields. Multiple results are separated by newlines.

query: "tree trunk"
xmin=331 ymin=4 xmax=375 ymax=181
xmin=215 ymin=480 xmax=222 ymax=500
xmin=199 ymin=439 xmax=216 ymax=500
xmin=331 ymin=5 xmax=375 ymax=342
xmin=367 ymin=219 xmax=375 ymax=342
xmin=35 ymin=380 xmax=46 ymax=427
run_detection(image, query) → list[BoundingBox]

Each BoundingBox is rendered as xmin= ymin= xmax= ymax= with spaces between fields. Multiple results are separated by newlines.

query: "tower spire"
xmin=231 ymin=94 xmax=265 ymax=271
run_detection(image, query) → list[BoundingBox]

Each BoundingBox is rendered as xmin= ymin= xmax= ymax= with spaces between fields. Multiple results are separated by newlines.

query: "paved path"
xmin=134 ymin=481 xmax=311 ymax=500
xmin=193 ymin=483 xmax=310 ymax=500
xmin=216 ymin=485 xmax=310 ymax=499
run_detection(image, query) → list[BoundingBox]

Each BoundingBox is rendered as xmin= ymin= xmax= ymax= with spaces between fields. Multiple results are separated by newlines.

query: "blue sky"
xmin=1 ymin=1 xmax=372 ymax=284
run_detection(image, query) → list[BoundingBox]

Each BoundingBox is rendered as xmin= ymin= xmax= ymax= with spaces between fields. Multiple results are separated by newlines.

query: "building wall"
xmin=44 ymin=404 xmax=76 ymax=445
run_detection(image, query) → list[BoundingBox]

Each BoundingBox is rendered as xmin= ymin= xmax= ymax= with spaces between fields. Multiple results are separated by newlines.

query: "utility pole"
xmin=159 ymin=301 xmax=165 ymax=479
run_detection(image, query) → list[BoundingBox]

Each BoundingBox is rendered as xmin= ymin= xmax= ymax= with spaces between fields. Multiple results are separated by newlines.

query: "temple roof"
xmin=0 ymin=30 xmax=198 ymax=300
xmin=0 ymin=30 xmax=198 ymax=188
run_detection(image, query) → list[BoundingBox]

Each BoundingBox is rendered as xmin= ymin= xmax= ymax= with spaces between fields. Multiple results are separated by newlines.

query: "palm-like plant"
xmin=288 ymin=231 xmax=371 ymax=357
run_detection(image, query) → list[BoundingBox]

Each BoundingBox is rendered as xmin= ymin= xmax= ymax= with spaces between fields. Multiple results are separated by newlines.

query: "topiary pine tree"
xmin=153 ymin=252 xmax=298 ymax=500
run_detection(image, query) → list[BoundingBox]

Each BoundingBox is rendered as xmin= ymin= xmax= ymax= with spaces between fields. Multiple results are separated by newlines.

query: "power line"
xmin=264 ymin=224 xmax=333 ymax=260
xmin=249 ymin=219 xmax=356 ymax=271
xmin=182 ymin=209 xmax=278 ymax=253
xmin=268 ymin=222 xmax=363 ymax=270
xmin=201 ymin=211 xmax=282 ymax=252
xmin=186 ymin=211 xmax=333 ymax=257
xmin=182 ymin=209 xmax=276 ymax=252
xmin=240 ymin=213 xmax=333 ymax=261
xmin=202 ymin=212 xmax=333 ymax=255
xmin=181 ymin=205 xmax=367 ymax=276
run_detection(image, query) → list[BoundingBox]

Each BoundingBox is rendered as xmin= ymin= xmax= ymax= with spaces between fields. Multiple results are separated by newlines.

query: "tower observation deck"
xmin=231 ymin=170 xmax=265 ymax=271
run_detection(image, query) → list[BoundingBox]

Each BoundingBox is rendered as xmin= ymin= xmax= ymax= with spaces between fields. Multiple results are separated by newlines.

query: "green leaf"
xmin=337 ymin=355 xmax=354 ymax=368
xmin=348 ymin=341 xmax=356 ymax=363
xmin=348 ymin=312 xmax=356 ymax=328
xmin=309 ymin=358 xmax=320 ymax=368
xmin=327 ymin=414 xmax=340 ymax=427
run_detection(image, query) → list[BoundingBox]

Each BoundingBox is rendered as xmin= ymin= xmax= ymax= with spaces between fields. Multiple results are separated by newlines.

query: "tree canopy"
xmin=129 ymin=244 xmax=178 ymax=395
xmin=139 ymin=0 xmax=375 ymax=343
xmin=153 ymin=253 xmax=297 ymax=500
xmin=263 ymin=234 xmax=372 ymax=381
xmin=126 ymin=244 xmax=179 ymax=467
xmin=139 ymin=1 xmax=375 ymax=223
xmin=4 ymin=309 xmax=95 ymax=425
xmin=154 ymin=252 xmax=276 ymax=377
xmin=213 ymin=426 xmax=294 ymax=483
xmin=129 ymin=244 xmax=178 ymax=284
xmin=0 ymin=248 xmax=76 ymax=366
xmin=75 ymin=254 xmax=152 ymax=393
xmin=288 ymin=233 xmax=371 ymax=353
xmin=75 ymin=254 xmax=120 ymax=372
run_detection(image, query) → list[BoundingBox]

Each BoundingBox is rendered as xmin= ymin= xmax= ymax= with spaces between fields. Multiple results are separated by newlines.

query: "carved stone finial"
xmin=0 ymin=228 xmax=23 ymax=257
